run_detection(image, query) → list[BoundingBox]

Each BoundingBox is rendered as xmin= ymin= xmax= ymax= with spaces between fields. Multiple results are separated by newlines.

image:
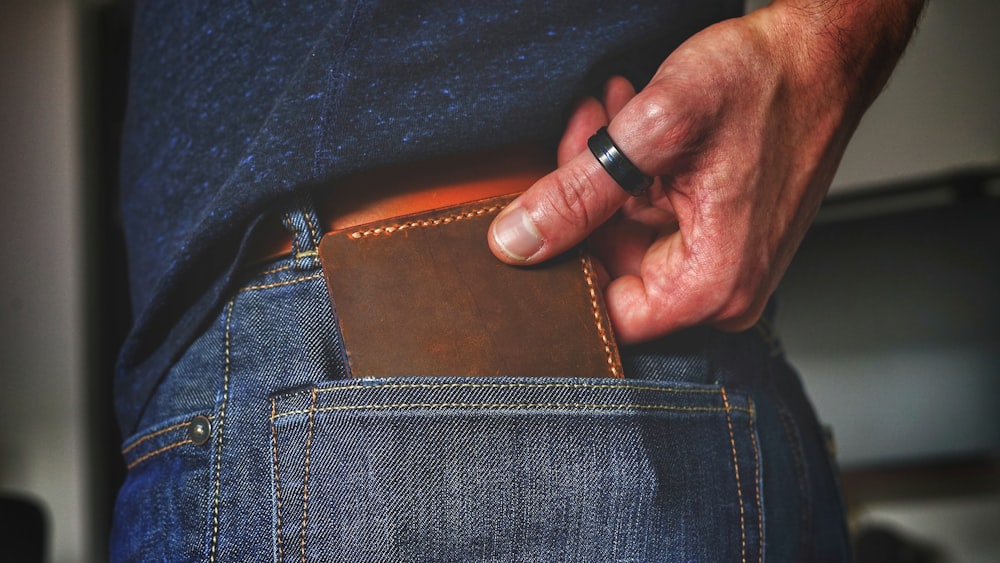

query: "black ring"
xmin=587 ymin=126 xmax=653 ymax=196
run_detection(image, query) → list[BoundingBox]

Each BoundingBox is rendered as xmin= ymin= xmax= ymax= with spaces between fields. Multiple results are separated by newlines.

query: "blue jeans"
xmin=111 ymin=205 xmax=849 ymax=562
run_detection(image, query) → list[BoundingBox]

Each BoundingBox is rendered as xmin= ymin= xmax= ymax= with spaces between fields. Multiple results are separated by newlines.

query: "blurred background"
xmin=0 ymin=0 xmax=997 ymax=561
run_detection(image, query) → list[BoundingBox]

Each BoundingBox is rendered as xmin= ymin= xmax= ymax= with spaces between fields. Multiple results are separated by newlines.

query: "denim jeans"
xmin=111 ymin=206 xmax=849 ymax=562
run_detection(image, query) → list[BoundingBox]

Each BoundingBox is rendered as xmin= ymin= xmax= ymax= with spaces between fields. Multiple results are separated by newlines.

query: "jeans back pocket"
xmin=269 ymin=377 xmax=763 ymax=562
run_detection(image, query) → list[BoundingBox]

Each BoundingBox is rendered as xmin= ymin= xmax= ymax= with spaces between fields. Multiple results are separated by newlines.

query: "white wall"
xmin=746 ymin=0 xmax=1000 ymax=191
xmin=0 ymin=1 xmax=88 ymax=562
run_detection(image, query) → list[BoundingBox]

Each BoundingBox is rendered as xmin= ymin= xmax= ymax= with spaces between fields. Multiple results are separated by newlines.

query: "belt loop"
xmin=280 ymin=192 xmax=323 ymax=271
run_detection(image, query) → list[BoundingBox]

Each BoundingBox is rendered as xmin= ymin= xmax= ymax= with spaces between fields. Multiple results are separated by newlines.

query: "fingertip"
xmin=489 ymin=204 xmax=543 ymax=264
xmin=491 ymin=151 xmax=630 ymax=265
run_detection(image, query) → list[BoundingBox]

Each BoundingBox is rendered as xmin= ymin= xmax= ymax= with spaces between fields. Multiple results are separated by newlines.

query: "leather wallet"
xmin=318 ymin=194 xmax=623 ymax=378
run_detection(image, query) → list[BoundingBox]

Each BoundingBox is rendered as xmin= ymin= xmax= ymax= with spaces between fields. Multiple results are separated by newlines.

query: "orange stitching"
xmin=306 ymin=381 xmax=722 ymax=396
xmin=348 ymin=204 xmax=506 ymax=239
xmin=301 ymin=206 xmax=319 ymax=247
xmin=300 ymin=388 xmax=317 ymax=563
xmin=579 ymin=254 xmax=619 ymax=378
xmin=271 ymin=398 xmax=286 ymax=563
xmin=721 ymin=387 xmax=748 ymax=563
xmin=122 ymin=415 xmax=215 ymax=456
xmin=295 ymin=249 xmax=319 ymax=259
xmin=274 ymin=402 xmax=749 ymax=420
xmin=240 ymin=273 xmax=324 ymax=293
xmin=209 ymin=300 xmax=235 ymax=563
xmin=125 ymin=438 xmax=192 ymax=470
xmin=121 ymin=420 xmax=189 ymax=456
xmin=748 ymin=398 xmax=763 ymax=563
xmin=256 ymin=263 xmax=295 ymax=276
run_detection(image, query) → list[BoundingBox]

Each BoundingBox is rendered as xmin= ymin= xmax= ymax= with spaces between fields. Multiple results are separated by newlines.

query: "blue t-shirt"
xmin=118 ymin=1 xmax=741 ymax=428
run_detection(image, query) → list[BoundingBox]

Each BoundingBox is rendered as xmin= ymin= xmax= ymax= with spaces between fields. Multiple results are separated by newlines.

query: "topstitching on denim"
xmin=121 ymin=415 xmax=214 ymax=471
xmin=208 ymin=299 xmax=235 ymax=563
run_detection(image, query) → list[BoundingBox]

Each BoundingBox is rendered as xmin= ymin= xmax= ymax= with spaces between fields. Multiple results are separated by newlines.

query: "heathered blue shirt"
xmin=118 ymin=1 xmax=740 ymax=432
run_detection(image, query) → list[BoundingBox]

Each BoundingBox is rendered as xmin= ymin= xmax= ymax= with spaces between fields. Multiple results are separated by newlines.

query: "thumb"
xmin=489 ymin=77 xmax=676 ymax=265
xmin=488 ymin=146 xmax=628 ymax=264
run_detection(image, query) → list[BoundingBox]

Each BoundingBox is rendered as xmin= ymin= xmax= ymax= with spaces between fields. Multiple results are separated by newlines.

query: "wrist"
xmin=759 ymin=1 xmax=924 ymax=111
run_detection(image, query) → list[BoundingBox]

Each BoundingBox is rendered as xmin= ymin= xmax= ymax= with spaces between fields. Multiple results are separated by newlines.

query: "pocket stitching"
xmin=270 ymin=397 xmax=287 ymax=563
xmin=209 ymin=299 xmax=235 ymax=563
xmin=122 ymin=419 xmax=192 ymax=455
xmin=748 ymin=396 xmax=763 ymax=563
xmin=299 ymin=387 xmax=318 ymax=563
xmin=279 ymin=381 xmax=725 ymax=402
xmin=721 ymin=386 xmax=749 ymax=563
xmin=274 ymin=402 xmax=751 ymax=420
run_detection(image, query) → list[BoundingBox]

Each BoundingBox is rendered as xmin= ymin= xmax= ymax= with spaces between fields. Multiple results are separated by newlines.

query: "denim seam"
xmin=209 ymin=299 xmax=235 ymax=563
xmin=122 ymin=420 xmax=189 ymax=455
xmin=774 ymin=394 xmax=810 ymax=560
xmin=301 ymin=205 xmax=320 ymax=247
xmin=748 ymin=397 xmax=763 ymax=563
xmin=300 ymin=388 xmax=318 ymax=563
xmin=721 ymin=386 xmax=748 ymax=563
xmin=256 ymin=263 xmax=296 ymax=276
xmin=126 ymin=438 xmax=192 ymax=470
xmin=122 ymin=414 xmax=216 ymax=457
xmin=304 ymin=381 xmax=723 ymax=396
xmin=274 ymin=403 xmax=750 ymax=419
xmin=270 ymin=398 xmax=286 ymax=563
xmin=754 ymin=316 xmax=784 ymax=358
xmin=295 ymin=249 xmax=319 ymax=260
xmin=240 ymin=273 xmax=324 ymax=293
xmin=580 ymin=253 xmax=619 ymax=377
xmin=347 ymin=203 xmax=507 ymax=238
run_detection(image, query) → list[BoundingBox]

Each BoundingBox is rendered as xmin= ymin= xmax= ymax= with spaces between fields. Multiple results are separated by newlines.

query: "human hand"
xmin=488 ymin=1 xmax=923 ymax=344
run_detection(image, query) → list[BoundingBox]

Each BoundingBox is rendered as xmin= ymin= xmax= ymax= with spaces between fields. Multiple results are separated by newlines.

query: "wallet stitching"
xmin=721 ymin=386 xmax=748 ymax=563
xmin=273 ymin=402 xmax=751 ymax=420
xmin=339 ymin=201 xmax=623 ymax=378
xmin=579 ymin=254 xmax=619 ymax=377
xmin=347 ymin=203 xmax=506 ymax=239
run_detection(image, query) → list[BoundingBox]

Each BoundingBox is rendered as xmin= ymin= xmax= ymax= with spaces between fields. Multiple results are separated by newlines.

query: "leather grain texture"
xmin=319 ymin=194 xmax=623 ymax=378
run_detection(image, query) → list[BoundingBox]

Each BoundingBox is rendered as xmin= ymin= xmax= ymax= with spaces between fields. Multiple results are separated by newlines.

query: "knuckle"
xmin=537 ymin=167 xmax=606 ymax=230
xmin=713 ymin=277 xmax=767 ymax=331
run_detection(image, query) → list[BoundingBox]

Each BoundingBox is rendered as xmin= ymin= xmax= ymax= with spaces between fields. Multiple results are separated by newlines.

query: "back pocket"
xmin=269 ymin=377 xmax=762 ymax=562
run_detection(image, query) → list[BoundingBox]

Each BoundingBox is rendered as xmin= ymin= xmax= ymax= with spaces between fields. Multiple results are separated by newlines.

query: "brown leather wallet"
xmin=319 ymin=193 xmax=623 ymax=379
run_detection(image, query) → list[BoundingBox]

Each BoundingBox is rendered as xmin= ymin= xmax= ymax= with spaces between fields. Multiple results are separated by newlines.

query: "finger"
xmin=602 ymin=235 xmax=699 ymax=343
xmin=488 ymin=147 xmax=629 ymax=263
xmin=603 ymin=228 xmax=772 ymax=344
xmin=557 ymin=97 xmax=607 ymax=166
xmin=489 ymin=89 xmax=677 ymax=264
xmin=588 ymin=214 xmax=658 ymax=279
xmin=602 ymin=76 xmax=636 ymax=119
xmin=558 ymin=77 xmax=637 ymax=167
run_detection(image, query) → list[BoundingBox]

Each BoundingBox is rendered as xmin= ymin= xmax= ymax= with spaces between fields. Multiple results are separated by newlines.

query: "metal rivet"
xmin=188 ymin=415 xmax=212 ymax=446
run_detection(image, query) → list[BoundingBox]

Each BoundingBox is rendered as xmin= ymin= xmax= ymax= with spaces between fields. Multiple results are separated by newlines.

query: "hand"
xmin=488 ymin=1 xmax=923 ymax=344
